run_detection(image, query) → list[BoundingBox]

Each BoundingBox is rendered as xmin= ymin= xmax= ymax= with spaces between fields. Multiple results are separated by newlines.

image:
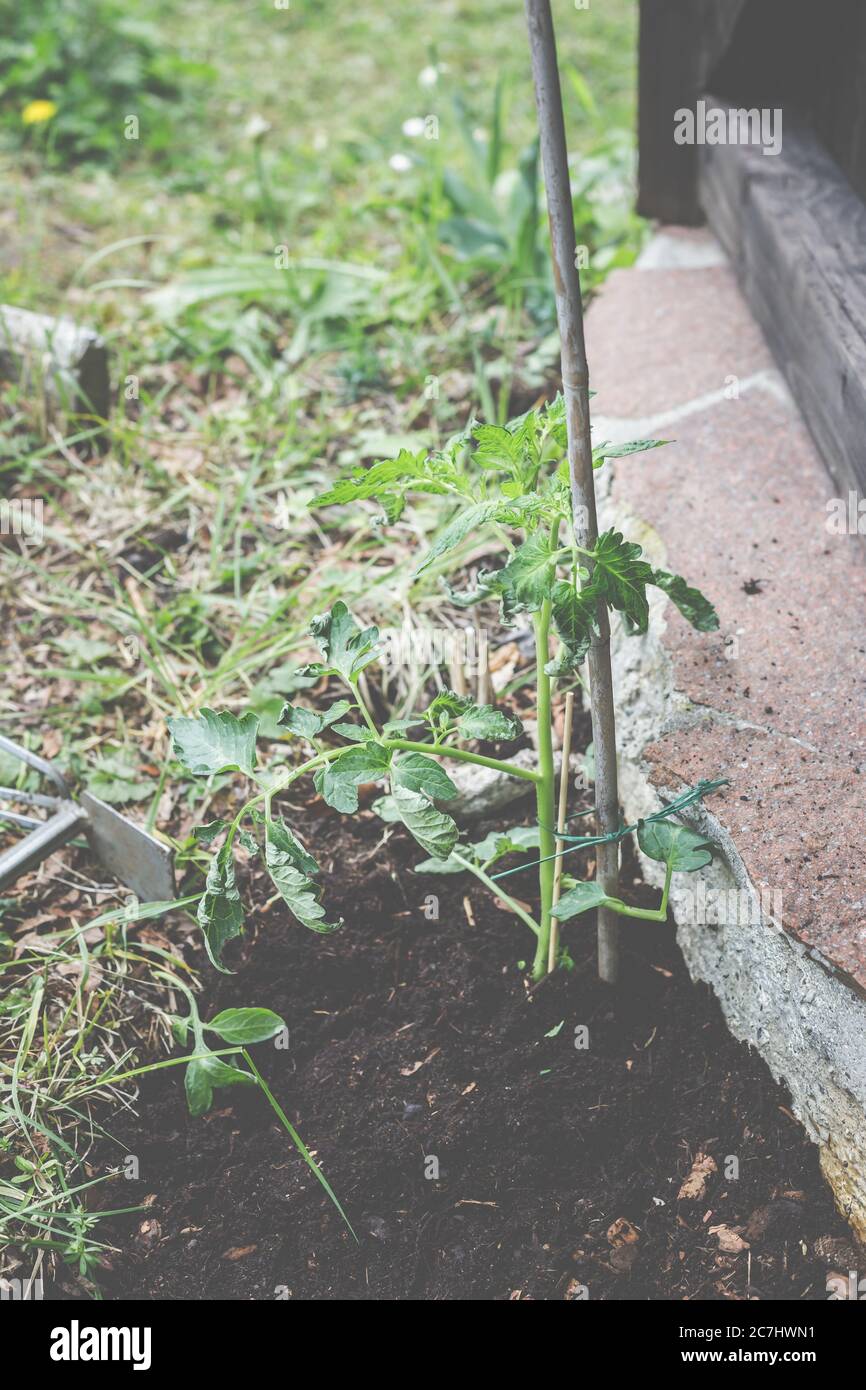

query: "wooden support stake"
xmin=548 ymin=690 xmax=574 ymax=974
xmin=524 ymin=0 xmax=622 ymax=983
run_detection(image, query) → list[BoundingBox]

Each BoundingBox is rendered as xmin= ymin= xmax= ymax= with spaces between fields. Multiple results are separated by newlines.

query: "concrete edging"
xmin=590 ymin=333 xmax=866 ymax=1240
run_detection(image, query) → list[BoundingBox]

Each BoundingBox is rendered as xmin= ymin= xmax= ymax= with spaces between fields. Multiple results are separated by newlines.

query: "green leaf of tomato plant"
xmin=651 ymin=570 xmax=719 ymax=632
xmin=184 ymin=1052 xmax=255 ymax=1118
xmin=204 ymin=1007 xmax=285 ymax=1044
xmin=591 ymin=438 xmax=669 ymax=469
xmin=545 ymin=578 xmax=597 ymax=674
xmin=264 ymin=819 xmax=341 ymax=932
xmin=637 ymin=820 xmax=713 ymax=872
xmin=169 ymin=708 xmax=259 ymax=777
xmin=415 ymin=824 xmax=541 ymax=874
xmin=551 ymin=880 xmax=624 ymax=920
xmin=314 ymin=742 xmax=391 ymax=813
xmin=391 ymin=752 xmax=459 ymax=800
xmin=197 ymin=845 xmax=245 ymax=970
xmin=490 ymin=530 xmax=560 ymax=617
xmin=311 ymin=448 xmax=439 ymax=523
xmin=391 ymin=785 xmax=458 ymax=859
xmin=303 ymin=601 xmax=381 ymax=683
xmin=456 ymin=704 xmax=523 ymax=741
xmin=278 ymin=697 xmax=353 ymax=739
xmin=590 ymin=529 xmax=655 ymax=634
xmin=414 ymin=501 xmax=500 ymax=576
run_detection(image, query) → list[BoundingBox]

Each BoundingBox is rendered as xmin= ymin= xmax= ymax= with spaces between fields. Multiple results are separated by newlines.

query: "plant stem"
xmin=451 ymin=852 xmax=540 ymax=939
xmin=525 ymin=0 xmax=622 ymax=984
xmin=241 ymin=1050 xmax=357 ymax=1243
xmin=609 ymin=859 xmax=673 ymax=922
xmin=531 ymin=599 xmax=557 ymax=980
xmin=382 ymin=738 xmax=542 ymax=784
xmin=352 ymin=679 xmax=380 ymax=737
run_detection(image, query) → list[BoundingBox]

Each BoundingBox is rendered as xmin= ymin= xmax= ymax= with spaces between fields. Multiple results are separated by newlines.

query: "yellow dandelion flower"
xmin=22 ymin=100 xmax=58 ymax=126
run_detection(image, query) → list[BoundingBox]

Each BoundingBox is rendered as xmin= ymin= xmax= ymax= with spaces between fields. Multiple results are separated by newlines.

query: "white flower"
xmin=244 ymin=113 xmax=271 ymax=140
xmin=418 ymin=64 xmax=439 ymax=88
xmin=389 ymin=153 xmax=413 ymax=172
xmin=402 ymin=117 xmax=426 ymax=138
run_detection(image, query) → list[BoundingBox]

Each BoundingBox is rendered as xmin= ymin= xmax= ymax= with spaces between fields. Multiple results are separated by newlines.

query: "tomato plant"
xmin=168 ymin=395 xmax=723 ymax=984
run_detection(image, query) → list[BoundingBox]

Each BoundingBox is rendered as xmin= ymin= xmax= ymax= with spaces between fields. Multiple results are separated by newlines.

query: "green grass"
xmin=0 ymin=909 xmax=194 ymax=1291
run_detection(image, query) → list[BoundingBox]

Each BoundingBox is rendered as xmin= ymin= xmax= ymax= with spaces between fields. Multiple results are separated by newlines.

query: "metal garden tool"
xmin=0 ymin=733 xmax=175 ymax=901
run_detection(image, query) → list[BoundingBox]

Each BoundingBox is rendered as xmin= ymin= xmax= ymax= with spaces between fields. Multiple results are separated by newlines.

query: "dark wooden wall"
xmin=637 ymin=0 xmax=747 ymax=224
xmin=638 ymin=0 xmax=866 ymax=500
xmin=639 ymin=0 xmax=866 ymax=222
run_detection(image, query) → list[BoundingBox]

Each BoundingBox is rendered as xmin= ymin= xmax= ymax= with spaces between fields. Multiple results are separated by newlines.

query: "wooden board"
xmin=637 ymin=0 xmax=747 ymax=224
xmin=639 ymin=0 xmax=866 ymax=221
xmin=699 ymin=111 xmax=866 ymax=499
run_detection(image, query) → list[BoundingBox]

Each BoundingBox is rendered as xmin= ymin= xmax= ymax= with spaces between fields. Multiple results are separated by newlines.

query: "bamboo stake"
xmin=524 ymin=0 xmax=622 ymax=983
xmin=548 ymin=689 xmax=574 ymax=974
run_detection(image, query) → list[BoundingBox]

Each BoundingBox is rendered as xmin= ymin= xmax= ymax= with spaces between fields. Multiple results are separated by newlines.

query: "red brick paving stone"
xmin=587 ymin=264 xmax=773 ymax=417
xmin=611 ymin=389 xmax=866 ymax=756
xmin=643 ymin=726 xmax=866 ymax=988
xmin=585 ymin=269 xmax=866 ymax=992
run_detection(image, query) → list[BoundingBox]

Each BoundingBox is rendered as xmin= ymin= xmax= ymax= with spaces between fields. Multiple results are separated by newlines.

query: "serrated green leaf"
xmin=546 ymin=578 xmax=597 ymax=674
xmin=169 ymin=708 xmax=259 ymax=777
xmin=415 ymin=501 xmax=499 ymax=576
xmin=330 ymin=721 xmax=376 ymax=742
xmin=472 ymin=422 xmax=522 ymax=464
xmin=265 ymin=819 xmax=341 ymax=932
xmin=391 ymin=752 xmax=458 ymax=800
xmin=415 ymin=824 xmax=541 ymax=875
xmin=590 ymin=530 xmax=655 ymax=633
xmin=440 ymin=572 xmax=498 ymax=608
xmin=490 ymin=530 xmax=560 ymax=617
xmin=205 ymin=1007 xmax=285 ymax=1044
xmin=382 ymin=717 xmax=425 ymax=734
xmin=592 ymin=438 xmax=669 ymax=469
xmin=314 ymin=743 xmax=391 ymax=813
xmin=311 ymin=448 xmax=436 ymax=523
xmin=426 ymin=688 xmax=474 ymax=721
xmin=651 ymin=571 xmax=719 ymax=632
xmin=551 ymin=880 xmax=623 ymax=920
xmin=637 ymin=820 xmax=713 ymax=872
xmin=194 ymin=819 xmax=226 ymax=845
xmin=306 ymin=601 xmax=381 ymax=683
xmin=278 ymin=697 xmax=353 ymax=740
xmin=184 ymin=1052 xmax=255 ymax=1118
xmin=264 ymin=817 xmax=319 ymax=876
xmin=197 ymin=846 xmax=244 ymax=970
xmin=456 ymin=703 xmax=523 ymax=741
xmin=371 ymin=792 xmax=401 ymax=823
xmin=471 ymin=824 xmax=541 ymax=865
xmin=392 ymin=785 xmax=458 ymax=859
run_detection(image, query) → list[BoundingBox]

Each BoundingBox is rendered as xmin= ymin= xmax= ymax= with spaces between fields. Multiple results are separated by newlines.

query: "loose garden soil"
xmin=94 ymin=783 xmax=854 ymax=1302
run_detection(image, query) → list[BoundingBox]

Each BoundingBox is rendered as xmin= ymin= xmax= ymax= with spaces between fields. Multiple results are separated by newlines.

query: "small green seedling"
xmin=158 ymin=973 xmax=354 ymax=1235
xmin=167 ymin=395 xmax=723 ymax=984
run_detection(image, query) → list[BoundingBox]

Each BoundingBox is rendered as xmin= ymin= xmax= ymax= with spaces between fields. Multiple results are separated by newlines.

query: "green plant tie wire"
xmin=492 ymin=778 xmax=729 ymax=880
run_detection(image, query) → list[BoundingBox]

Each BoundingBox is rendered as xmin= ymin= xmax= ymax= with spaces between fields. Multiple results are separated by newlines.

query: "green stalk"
xmin=609 ymin=858 xmax=673 ymax=922
xmin=531 ymin=598 xmax=557 ymax=980
xmin=382 ymin=738 xmax=542 ymax=783
xmin=451 ymin=852 xmax=541 ymax=939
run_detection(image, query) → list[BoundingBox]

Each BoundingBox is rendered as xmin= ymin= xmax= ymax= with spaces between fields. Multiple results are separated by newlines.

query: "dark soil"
xmin=96 ymin=790 xmax=853 ymax=1302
